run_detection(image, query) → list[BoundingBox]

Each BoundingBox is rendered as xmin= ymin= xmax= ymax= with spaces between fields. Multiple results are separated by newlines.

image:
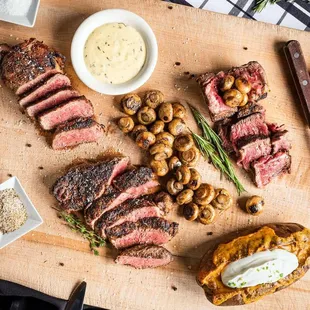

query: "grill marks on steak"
xmin=52 ymin=118 xmax=103 ymax=150
xmin=197 ymin=61 xmax=268 ymax=122
xmin=1 ymin=38 xmax=65 ymax=95
xmin=19 ymin=73 xmax=71 ymax=107
xmin=116 ymin=245 xmax=173 ymax=269
xmin=38 ymin=96 xmax=94 ymax=130
xmin=26 ymin=87 xmax=80 ymax=118
xmin=52 ymin=157 xmax=129 ymax=212
xmin=95 ymin=198 xmax=164 ymax=238
xmin=252 ymin=151 xmax=291 ymax=188
xmin=85 ymin=167 xmax=159 ymax=228
xmin=106 ymin=217 xmax=179 ymax=249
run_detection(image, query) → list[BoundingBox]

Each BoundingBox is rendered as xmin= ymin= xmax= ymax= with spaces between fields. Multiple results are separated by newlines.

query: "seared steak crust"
xmin=1 ymin=38 xmax=65 ymax=94
xmin=106 ymin=217 xmax=179 ymax=239
xmin=113 ymin=167 xmax=157 ymax=192
xmin=53 ymin=157 xmax=129 ymax=212
xmin=197 ymin=223 xmax=309 ymax=306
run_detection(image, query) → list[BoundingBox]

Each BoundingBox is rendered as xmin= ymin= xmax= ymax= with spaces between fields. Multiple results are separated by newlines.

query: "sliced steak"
xmin=52 ymin=157 xmax=130 ymax=212
xmin=237 ymin=136 xmax=271 ymax=170
xmin=236 ymin=102 xmax=265 ymax=119
xmin=230 ymin=113 xmax=269 ymax=151
xmin=85 ymin=167 xmax=159 ymax=228
xmin=215 ymin=120 xmax=234 ymax=154
xmin=26 ymin=87 xmax=80 ymax=118
xmin=228 ymin=61 xmax=269 ymax=102
xmin=271 ymin=130 xmax=291 ymax=154
xmin=19 ymin=73 xmax=71 ymax=107
xmin=38 ymin=96 xmax=94 ymax=130
xmin=197 ymin=72 xmax=237 ymax=122
xmin=115 ymin=245 xmax=173 ymax=269
xmin=113 ymin=166 xmax=159 ymax=196
xmin=52 ymin=118 xmax=103 ymax=150
xmin=95 ymin=198 xmax=164 ymax=238
xmin=197 ymin=61 xmax=268 ymax=122
xmin=1 ymin=38 xmax=65 ymax=95
xmin=106 ymin=217 xmax=179 ymax=249
xmin=84 ymin=189 xmax=131 ymax=228
xmin=251 ymin=151 xmax=291 ymax=188
xmin=152 ymin=191 xmax=174 ymax=215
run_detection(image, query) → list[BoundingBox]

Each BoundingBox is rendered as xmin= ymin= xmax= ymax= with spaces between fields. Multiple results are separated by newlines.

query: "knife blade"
xmin=283 ymin=40 xmax=310 ymax=128
xmin=65 ymin=281 xmax=87 ymax=310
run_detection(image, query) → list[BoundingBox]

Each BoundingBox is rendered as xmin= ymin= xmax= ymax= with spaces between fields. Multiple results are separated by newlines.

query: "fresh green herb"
xmin=253 ymin=0 xmax=280 ymax=13
xmin=240 ymin=282 xmax=247 ymax=287
xmin=228 ymin=282 xmax=236 ymax=287
xmin=237 ymin=277 xmax=243 ymax=282
xmin=57 ymin=209 xmax=106 ymax=255
xmin=280 ymin=273 xmax=284 ymax=278
xmin=257 ymin=268 xmax=260 ymax=272
xmin=189 ymin=105 xmax=246 ymax=195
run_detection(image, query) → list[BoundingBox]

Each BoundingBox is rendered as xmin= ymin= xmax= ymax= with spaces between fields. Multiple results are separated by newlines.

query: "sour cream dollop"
xmin=221 ymin=249 xmax=298 ymax=288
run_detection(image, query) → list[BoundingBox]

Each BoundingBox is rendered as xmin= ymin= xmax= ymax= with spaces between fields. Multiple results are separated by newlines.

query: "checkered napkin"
xmin=166 ymin=0 xmax=310 ymax=31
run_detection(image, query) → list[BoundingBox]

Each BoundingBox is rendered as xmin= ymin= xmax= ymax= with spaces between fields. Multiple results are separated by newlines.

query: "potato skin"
xmin=197 ymin=223 xmax=310 ymax=306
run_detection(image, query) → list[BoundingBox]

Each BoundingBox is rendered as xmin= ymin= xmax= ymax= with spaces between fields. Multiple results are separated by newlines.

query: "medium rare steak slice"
xmin=113 ymin=166 xmax=159 ymax=196
xmin=84 ymin=189 xmax=131 ymax=228
xmin=52 ymin=118 xmax=103 ymax=150
xmin=197 ymin=72 xmax=237 ymax=122
xmin=271 ymin=130 xmax=291 ymax=154
xmin=106 ymin=217 xmax=179 ymax=249
xmin=0 ymin=38 xmax=65 ymax=95
xmin=251 ymin=151 xmax=291 ymax=187
xmin=116 ymin=245 xmax=173 ymax=269
xmin=38 ymin=96 xmax=94 ymax=130
xmin=53 ymin=157 xmax=129 ymax=212
xmin=215 ymin=120 xmax=234 ymax=154
xmin=95 ymin=198 xmax=164 ymax=238
xmin=85 ymin=168 xmax=159 ymax=228
xmin=237 ymin=136 xmax=271 ymax=170
xmin=197 ymin=61 xmax=268 ymax=122
xmin=19 ymin=73 xmax=71 ymax=107
xmin=230 ymin=113 xmax=269 ymax=151
xmin=26 ymin=87 xmax=80 ymax=118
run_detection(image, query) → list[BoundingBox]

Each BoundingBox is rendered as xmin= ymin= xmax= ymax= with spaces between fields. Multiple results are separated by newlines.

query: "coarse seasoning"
xmin=0 ymin=188 xmax=27 ymax=234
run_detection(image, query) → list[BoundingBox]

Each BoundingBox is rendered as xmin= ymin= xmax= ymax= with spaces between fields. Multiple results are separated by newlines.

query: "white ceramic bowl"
xmin=0 ymin=177 xmax=43 ymax=249
xmin=71 ymin=9 xmax=158 ymax=95
xmin=0 ymin=0 xmax=40 ymax=28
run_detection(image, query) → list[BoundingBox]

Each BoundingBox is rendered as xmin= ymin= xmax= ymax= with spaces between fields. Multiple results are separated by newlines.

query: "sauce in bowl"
xmin=84 ymin=23 xmax=146 ymax=85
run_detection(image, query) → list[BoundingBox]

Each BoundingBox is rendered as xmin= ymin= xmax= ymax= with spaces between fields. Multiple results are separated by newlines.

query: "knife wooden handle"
xmin=284 ymin=40 xmax=310 ymax=128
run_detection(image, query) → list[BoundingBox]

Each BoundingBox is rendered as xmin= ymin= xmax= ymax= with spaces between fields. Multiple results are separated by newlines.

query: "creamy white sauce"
xmin=84 ymin=23 xmax=146 ymax=85
xmin=221 ymin=249 xmax=298 ymax=288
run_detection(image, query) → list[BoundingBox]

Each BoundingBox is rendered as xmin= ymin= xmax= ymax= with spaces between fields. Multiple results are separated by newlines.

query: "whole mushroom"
xmin=198 ymin=204 xmax=216 ymax=225
xmin=175 ymin=165 xmax=191 ymax=185
xmin=150 ymin=159 xmax=169 ymax=176
xmin=183 ymin=203 xmax=199 ymax=221
xmin=179 ymin=147 xmax=200 ymax=166
xmin=187 ymin=168 xmax=202 ymax=190
xmin=194 ymin=183 xmax=215 ymax=205
xmin=168 ymin=118 xmax=186 ymax=136
xmin=172 ymin=102 xmax=187 ymax=118
xmin=211 ymin=189 xmax=233 ymax=210
xmin=166 ymin=178 xmax=184 ymax=196
xmin=149 ymin=143 xmax=173 ymax=160
xmin=121 ymin=93 xmax=142 ymax=115
xmin=137 ymin=106 xmax=157 ymax=125
xmin=144 ymin=90 xmax=164 ymax=109
xmin=174 ymin=134 xmax=194 ymax=152
xmin=118 ymin=117 xmax=134 ymax=133
xmin=136 ymin=131 xmax=156 ymax=149
xmin=245 ymin=195 xmax=264 ymax=216
xmin=158 ymin=102 xmax=174 ymax=123
xmin=176 ymin=189 xmax=194 ymax=205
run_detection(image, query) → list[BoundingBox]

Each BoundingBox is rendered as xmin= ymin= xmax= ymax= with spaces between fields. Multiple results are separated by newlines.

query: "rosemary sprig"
xmin=57 ymin=210 xmax=106 ymax=255
xmin=253 ymin=0 xmax=280 ymax=13
xmin=189 ymin=105 xmax=246 ymax=195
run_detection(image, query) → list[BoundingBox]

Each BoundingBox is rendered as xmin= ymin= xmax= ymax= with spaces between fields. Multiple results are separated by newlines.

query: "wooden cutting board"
xmin=0 ymin=1 xmax=310 ymax=309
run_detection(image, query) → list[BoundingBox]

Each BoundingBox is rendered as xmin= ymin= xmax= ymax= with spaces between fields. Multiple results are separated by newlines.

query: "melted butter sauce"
xmin=84 ymin=23 xmax=146 ymax=85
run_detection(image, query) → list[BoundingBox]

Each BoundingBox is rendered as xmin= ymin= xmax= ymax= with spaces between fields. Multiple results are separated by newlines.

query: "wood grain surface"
xmin=0 ymin=1 xmax=310 ymax=309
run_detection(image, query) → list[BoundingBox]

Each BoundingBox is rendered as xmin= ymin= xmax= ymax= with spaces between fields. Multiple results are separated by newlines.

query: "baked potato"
xmin=197 ymin=223 xmax=310 ymax=306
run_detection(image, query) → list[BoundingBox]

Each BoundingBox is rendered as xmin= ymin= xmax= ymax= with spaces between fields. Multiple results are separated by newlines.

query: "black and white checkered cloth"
xmin=166 ymin=0 xmax=310 ymax=31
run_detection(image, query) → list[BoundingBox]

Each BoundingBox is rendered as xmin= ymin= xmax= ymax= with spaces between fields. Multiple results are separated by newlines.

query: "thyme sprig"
xmin=189 ymin=105 xmax=246 ymax=195
xmin=57 ymin=210 xmax=106 ymax=255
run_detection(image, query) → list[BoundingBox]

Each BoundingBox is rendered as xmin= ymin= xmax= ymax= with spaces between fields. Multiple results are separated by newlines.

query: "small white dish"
xmin=0 ymin=176 xmax=43 ymax=250
xmin=0 ymin=0 xmax=40 ymax=28
xmin=71 ymin=9 xmax=158 ymax=95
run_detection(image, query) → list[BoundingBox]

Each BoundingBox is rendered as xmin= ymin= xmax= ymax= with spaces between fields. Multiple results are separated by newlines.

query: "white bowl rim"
xmin=71 ymin=9 xmax=158 ymax=95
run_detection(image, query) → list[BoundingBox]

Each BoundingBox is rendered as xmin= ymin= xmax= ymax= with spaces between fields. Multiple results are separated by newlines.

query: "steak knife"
xmin=65 ymin=281 xmax=87 ymax=310
xmin=283 ymin=40 xmax=310 ymax=128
